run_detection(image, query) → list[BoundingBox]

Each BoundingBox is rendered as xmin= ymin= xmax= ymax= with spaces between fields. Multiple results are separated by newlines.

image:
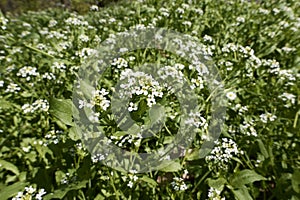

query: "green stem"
xmin=108 ymin=171 xmax=120 ymax=200
xmin=191 ymin=170 xmax=211 ymax=193
xmin=24 ymin=43 xmax=55 ymax=58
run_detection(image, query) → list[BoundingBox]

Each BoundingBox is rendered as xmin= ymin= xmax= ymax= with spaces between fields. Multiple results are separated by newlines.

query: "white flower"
xmin=22 ymin=146 xmax=31 ymax=152
xmin=79 ymin=34 xmax=89 ymax=42
xmin=0 ymin=80 xmax=4 ymax=87
xmin=5 ymin=83 xmax=21 ymax=93
xmin=194 ymin=8 xmax=203 ymax=15
xmin=17 ymin=66 xmax=39 ymax=81
xmin=171 ymin=177 xmax=188 ymax=191
xmin=25 ymin=186 xmax=36 ymax=194
xmin=89 ymin=112 xmax=100 ymax=123
xmin=279 ymin=92 xmax=296 ymax=106
xmin=236 ymin=16 xmax=245 ymax=23
xmin=207 ymin=187 xmax=225 ymax=200
xmin=127 ymin=181 xmax=133 ymax=188
xmin=176 ymin=8 xmax=185 ymax=14
xmin=78 ymin=99 xmax=86 ymax=109
xmin=111 ymin=57 xmax=128 ymax=68
xmin=128 ymin=102 xmax=138 ymax=112
xmin=203 ymin=35 xmax=213 ymax=43
xmin=36 ymin=188 xmax=46 ymax=200
xmin=48 ymin=19 xmax=57 ymax=27
xmin=260 ymin=113 xmax=277 ymax=123
xmin=32 ymin=99 xmax=49 ymax=112
xmin=226 ymin=91 xmax=237 ymax=101
xmin=182 ymin=21 xmax=192 ymax=27
xmin=90 ymin=5 xmax=99 ymax=11
xmin=206 ymin=138 xmax=241 ymax=169
xmin=52 ymin=62 xmax=66 ymax=71
xmin=91 ymin=153 xmax=105 ymax=163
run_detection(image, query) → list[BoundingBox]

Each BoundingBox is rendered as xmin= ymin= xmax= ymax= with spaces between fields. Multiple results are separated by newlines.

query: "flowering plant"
xmin=0 ymin=0 xmax=299 ymax=199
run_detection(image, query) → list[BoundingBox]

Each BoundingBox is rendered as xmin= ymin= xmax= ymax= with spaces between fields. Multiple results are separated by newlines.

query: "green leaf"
xmin=43 ymin=180 xmax=88 ymax=200
xmin=49 ymin=98 xmax=74 ymax=126
xmin=292 ymin=170 xmax=300 ymax=193
xmin=0 ymin=98 xmax=12 ymax=109
xmin=94 ymin=193 xmax=106 ymax=200
xmin=230 ymin=170 xmax=266 ymax=188
xmin=207 ymin=177 xmax=227 ymax=191
xmin=149 ymin=104 xmax=165 ymax=125
xmin=185 ymin=147 xmax=213 ymax=161
xmin=69 ymin=126 xmax=81 ymax=141
xmin=0 ymin=160 xmax=20 ymax=175
xmin=34 ymin=144 xmax=53 ymax=165
xmin=257 ymin=139 xmax=269 ymax=158
xmin=140 ymin=175 xmax=158 ymax=187
xmin=0 ymin=182 xmax=28 ymax=199
xmin=158 ymin=160 xmax=182 ymax=172
xmin=231 ymin=186 xmax=253 ymax=200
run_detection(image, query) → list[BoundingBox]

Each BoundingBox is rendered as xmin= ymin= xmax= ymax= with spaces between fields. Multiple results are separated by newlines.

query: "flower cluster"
xmin=207 ymin=187 xmax=226 ymax=200
xmin=185 ymin=112 xmax=208 ymax=129
xmin=12 ymin=186 xmax=46 ymax=200
xmin=111 ymin=57 xmax=128 ymax=69
xmin=278 ymin=93 xmax=296 ymax=108
xmin=260 ymin=112 xmax=277 ymax=123
xmin=206 ymin=138 xmax=242 ymax=170
xmin=16 ymin=66 xmax=39 ymax=81
xmin=5 ymin=83 xmax=21 ymax=93
xmin=171 ymin=177 xmax=188 ymax=191
xmin=78 ymin=88 xmax=110 ymax=111
xmin=91 ymin=153 xmax=106 ymax=163
xmin=119 ymin=69 xmax=163 ymax=107
xmin=126 ymin=170 xmax=139 ymax=188
xmin=22 ymin=99 xmax=49 ymax=114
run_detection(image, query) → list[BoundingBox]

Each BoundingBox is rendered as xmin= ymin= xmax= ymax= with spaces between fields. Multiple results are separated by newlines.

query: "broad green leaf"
xmin=69 ymin=126 xmax=81 ymax=141
xmin=231 ymin=186 xmax=253 ymax=200
xmin=140 ymin=175 xmax=158 ymax=187
xmin=49 ymin=98 xmax=74 ymax=126
xmin=186 ymin=147 xmax=214 ymax=161
xmin=257 ymin=139 xmax=269 ymax=158
xmin=43 ymin=180 xmax=88 ymax=200
xmin=94 ymin=193 xmax=106 ymax=200
xmin=35 ymin=144 xmax=53 ymax=165
xmin=149 ymin=104 xmax=165 ymax=125
xmin=230 ymin=170 xmax=266 ymax=188
xmin=291 ymin=196 xmax=300 ymax=200
xmin=0 ymin=182 xmax=28 ymax=199
xmin=292 ymin=170 xmax=300 ymax=193
xmin=158 ymin=160 xmax=182 ymax=172
xmin=0 ymin=98 xmax=12 ymax=109
xmin=207 ymin=177 xmax=227 ymax=191
xmin=0 ymin=160 xmax=19 ymax=175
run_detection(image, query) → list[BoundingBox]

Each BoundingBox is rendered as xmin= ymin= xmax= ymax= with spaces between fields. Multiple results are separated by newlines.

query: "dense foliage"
xmin=0 ymin=0 xmax=299 ymax=199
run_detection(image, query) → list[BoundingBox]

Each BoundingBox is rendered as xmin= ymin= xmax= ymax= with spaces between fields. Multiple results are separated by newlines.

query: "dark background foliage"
xmin=0 ymin=0 xmax=120 ymax=14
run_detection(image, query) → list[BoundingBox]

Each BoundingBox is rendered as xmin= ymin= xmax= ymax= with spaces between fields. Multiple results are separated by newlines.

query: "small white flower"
xmin=236 ymin=16 xmax=245 ymax=23
xmin=79 ymin=34 xmax=89 ymax=42
xmin=203 ymin=35 xmax=213 ymax=43
xmin=5 ymin=83 xmax=21 ymax=93
xmin=260 ymin=113 xmax=277 ymax=123
xmin=171 ymin=177 xmax=188 ymax=191
xmin=25 ymin=186 xmax=36 ymax=194
xmin=48 ymin=19 xmax=57 ymax=27
xmin=127 ymin=181 xmax=134 ymax=188
xmin=90 ymin=5 xmax=99 ymax=11
xmin=128 ymin=102 xmax=138 ymax=112
xmin=182 ymin=21 xmax=192 ymax=27
xmin=226 ymin=91 xmax=237 ymax=101
xmin=36 ymin=188 xmax=46 ymax=200
xmin=89 ymin=112 xmax=100 ymax=123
